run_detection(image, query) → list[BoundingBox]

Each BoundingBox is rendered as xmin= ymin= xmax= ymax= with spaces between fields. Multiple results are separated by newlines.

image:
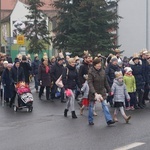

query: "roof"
xmin=1 ymin=0 xmax=56 ymax=11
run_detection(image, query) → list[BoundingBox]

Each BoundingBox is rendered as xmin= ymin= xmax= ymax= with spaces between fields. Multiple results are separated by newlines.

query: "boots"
xmin=72 ymin=111 xmax=77 ymax=119
xmin=113 ymin=114 xmax=118 ymax=122
xmin=64 ymin=109 xmax=68 ymax=117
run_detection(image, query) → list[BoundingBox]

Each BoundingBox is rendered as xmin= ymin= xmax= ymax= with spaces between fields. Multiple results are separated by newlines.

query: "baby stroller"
xmin=14 ymin=82 xmax=33 ymax=112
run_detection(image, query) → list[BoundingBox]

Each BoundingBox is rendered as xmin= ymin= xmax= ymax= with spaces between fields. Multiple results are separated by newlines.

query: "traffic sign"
xmin=17 ymin=35 xmax=24 ymax=45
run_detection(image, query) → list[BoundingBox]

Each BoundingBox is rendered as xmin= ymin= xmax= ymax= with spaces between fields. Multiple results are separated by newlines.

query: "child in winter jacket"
xmin=111 ymin=71 xmax=131 ymax=123
xmin=123 ymin=67 xmax=138 ymax=110
xmin=80 ymin=75 xmax=89 ymax=115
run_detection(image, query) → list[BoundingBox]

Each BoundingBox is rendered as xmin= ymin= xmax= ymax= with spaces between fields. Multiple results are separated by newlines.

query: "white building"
xmin=118 ymin=0 xmax=149 ymax=56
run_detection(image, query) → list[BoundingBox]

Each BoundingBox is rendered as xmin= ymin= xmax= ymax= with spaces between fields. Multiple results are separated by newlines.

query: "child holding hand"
xmin=111 ymin=71 xmax=131 ymax=123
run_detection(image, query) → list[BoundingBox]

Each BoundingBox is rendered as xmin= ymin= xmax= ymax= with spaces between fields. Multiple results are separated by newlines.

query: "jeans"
xmin=34 ymin=74 xmax=39 ymax=90
xmin=88 ymin=100 xmax=113 ymax=123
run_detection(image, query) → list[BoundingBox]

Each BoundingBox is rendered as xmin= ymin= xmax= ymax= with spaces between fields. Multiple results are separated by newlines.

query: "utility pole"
xmin=146 ymin=0 xmax=149 ymax=50
xmin=0 ymin=0 xmax=1 ymax=52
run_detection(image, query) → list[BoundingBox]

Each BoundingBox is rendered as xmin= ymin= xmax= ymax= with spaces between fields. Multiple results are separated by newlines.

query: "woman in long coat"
xmin=38 ymin=59 xmax=51 ymax=100
xmin=2 ymin=63 xmax=14 ymax=105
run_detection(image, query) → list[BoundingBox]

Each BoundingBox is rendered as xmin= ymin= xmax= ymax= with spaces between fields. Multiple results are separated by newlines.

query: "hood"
xmin=113 ymin=79 xmax=123 ymax=86
xmin=129 ymin=59 xmax=142 ymax=65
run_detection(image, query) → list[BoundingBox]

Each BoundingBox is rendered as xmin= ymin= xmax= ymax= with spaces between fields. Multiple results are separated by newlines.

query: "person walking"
xmin=129 ymin=54 xmax=145 ymax=109
xmin=62 ymin=58 xmax=81 ymax=119
xmin=88 ymin=58 xmax=115 ymax=126
xmin=105 ymin=56 xmax=121 ymax=106
xmin=31 ymin=54 xmax=40 ymax=93
xmin=2 ymin=63 xmax=14 ymax=105
xmin=123 ymin=67 xmax=139 ymax=110
xmin=10 ymin=58 xmax=25 ymax=107
xmin=20 ymin=55 xmax=32 ymax=84
xmin=112 ymin=71 xmax=131 ymax=123
xmin=50 ymin=57 xmax=65 ymax=102
xmin=38 ymin=58 xmax=51 ymax=100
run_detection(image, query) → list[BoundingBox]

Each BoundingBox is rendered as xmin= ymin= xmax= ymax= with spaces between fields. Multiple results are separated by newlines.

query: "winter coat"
xmin=79 ymin=61 xmax=90 ymax=85
xmin=123 ymin=74 xmax=136 ymax=93
xmin=62 ymin=64 xmax=81 ymax=90
xmin=31 ymin=59 xmax=40 ymax=75
xmin=146 ymin=63 xmax=150 ymax=88
xmin=88 ymin=66 xmax=111 ymax=101
xmin=81 ymin=81 xmax=89 ymax=99
xmin=50 ymin=62 xmax=64 ymax=82
xmin=38 ymin=64 xmax=51 ymax=87
xmin=111 ymin=79 xmax=130 ymax=103
xmin=105 ymin=63 xmax=121 ymax=87
xmin=2 ymin=68 xmax=14 ymax=98
xmin=11 ymin=65 xmax=25 ymax=83
xmin=129 ymin=60 xmax=145 ymax=90
xmin=141 ymin=58 xmax=149 ymax=82
xmin=20 ymin=62 xmax=32 ymax=83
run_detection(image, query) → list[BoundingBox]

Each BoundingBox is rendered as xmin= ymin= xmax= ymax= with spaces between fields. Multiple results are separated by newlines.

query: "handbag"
xmin=55 ymin=68 xmax=69 ymax=88
xmin=55 ymin=75 xmax=63 ymax=88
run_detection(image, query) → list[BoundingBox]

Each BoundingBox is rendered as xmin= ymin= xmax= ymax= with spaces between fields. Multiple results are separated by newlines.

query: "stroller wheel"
xmin=14 ymin=106 xmax=17 ymax=112
xmin=26 ymin=108 xmax=29 ymax=112
xmin=29 ymin=106 xmax=33 ymax=112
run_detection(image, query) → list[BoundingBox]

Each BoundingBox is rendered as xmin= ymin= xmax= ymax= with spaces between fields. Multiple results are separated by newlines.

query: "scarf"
xmin=45 ymin=66 xmax=50 ymax=73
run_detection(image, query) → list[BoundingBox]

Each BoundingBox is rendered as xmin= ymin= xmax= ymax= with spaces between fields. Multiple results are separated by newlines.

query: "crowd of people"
xmin=0 ymin=48 xmax=150 ymax=126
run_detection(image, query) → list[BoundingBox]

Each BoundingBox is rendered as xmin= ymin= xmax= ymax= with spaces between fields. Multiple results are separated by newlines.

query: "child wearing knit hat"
xmin=111 ymin=71 xmax=131 ymax=123
xmin=123 ymin=67 xmax=139 ymax=110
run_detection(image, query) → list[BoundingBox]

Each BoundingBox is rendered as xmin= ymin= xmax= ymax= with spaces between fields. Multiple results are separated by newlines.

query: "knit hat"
xmin=111 ymin=56 xmax=118 ymax=62
xmin=57 ymin=57 xmax=64 ymax=61
xmin=124 ymin=67 xmax=132 ymax=73
xmin=14 ymin=58 xmax=20 ymax=63
xmin=132 ymin=53 xmax=140 ymax=61
xmin=115 ymin=71 xmax=123 ymax=79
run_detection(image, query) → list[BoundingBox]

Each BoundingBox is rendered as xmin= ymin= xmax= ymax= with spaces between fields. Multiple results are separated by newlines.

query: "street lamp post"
xmin=146 ymin=0 xmax=149 ymax=50
xmin=0 ymin=0 xmax=1 ymax=52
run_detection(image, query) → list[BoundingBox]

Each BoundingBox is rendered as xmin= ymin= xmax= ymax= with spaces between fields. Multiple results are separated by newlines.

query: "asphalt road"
xmin=0 ymin=82 xmax=150 ymax=150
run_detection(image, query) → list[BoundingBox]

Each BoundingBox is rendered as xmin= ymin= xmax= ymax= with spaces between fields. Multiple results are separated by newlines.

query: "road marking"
xmin=114 ymin=142 xmax=145 ymax=150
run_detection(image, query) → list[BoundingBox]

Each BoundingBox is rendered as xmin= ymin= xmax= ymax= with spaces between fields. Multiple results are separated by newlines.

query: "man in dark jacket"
xmin=31 ymin=54 xmax=40 ymax=92
xmin=10 ymin=58 xmax=25 ymax=107
xmin=140 ymin=50 xmax=149 ymax=104
xmin=79 ymin=54 xmax=91 ymax=85
xmin=105 ymin=56 xmax=121 ymax=106
xmin=20 ymin=55 xmax=32 ymax=84
xmin=50 ymin=57 xmax=65 ymax=102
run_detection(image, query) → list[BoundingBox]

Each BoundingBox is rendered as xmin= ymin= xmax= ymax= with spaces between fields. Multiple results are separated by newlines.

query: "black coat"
xmin=31 ymin=59 xmax=40 ymax=75
xmin=130 ymin=60 xmax=145 ymax=90
xmin=38 ymin=64 xmax=51 ymax=87
xmin=79 ymin=61 xmax=89 ymax=85
xmin=50 ymin=62 xmax=64 ymax=82
xmin=11 ymin=65 xmax=25 ymax=83
xmin=2 ymin=68 xmax=14 ymax=98
xmin=62 ymin=65 xmax=81 ymax=90
xmin=20 ymin=62 xmax=32 ymax=83
xmin=105 ymin=63 xmax=121 ymax=87
xmin=141 ymin=58 xmax=149 ymax=82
